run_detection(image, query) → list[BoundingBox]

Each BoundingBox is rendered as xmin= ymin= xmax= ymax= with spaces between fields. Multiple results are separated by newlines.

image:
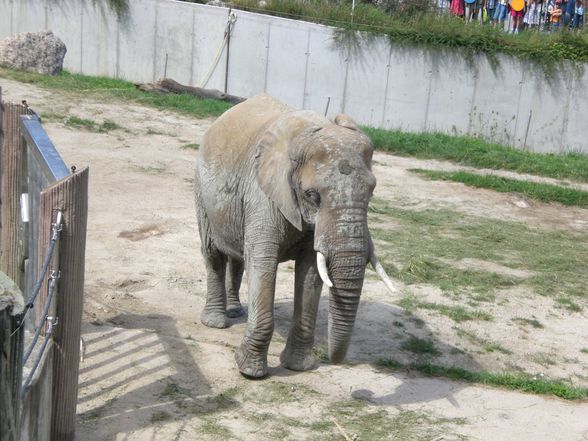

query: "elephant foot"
xmin=280 ymin=346 xmax=317 ymax=371
xmin=226 ymin=301 xmax=245 ymax=318
xmin=200 ymin=307 xmax=227 ymax=329
xmin=235 ymin=342 xmax=268 ymax=378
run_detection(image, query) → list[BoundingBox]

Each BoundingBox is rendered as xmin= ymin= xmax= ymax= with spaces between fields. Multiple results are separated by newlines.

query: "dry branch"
xmin=135 ymin=78 xmax=245 ymax=105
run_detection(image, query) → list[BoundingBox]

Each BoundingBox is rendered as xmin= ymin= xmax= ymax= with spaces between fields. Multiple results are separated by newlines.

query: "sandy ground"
xmin=2 ymin=78 xmax=588 ymax=441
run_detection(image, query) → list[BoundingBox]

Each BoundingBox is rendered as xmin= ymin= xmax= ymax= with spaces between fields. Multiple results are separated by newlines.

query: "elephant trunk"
xmin=318 ymin=212 xmax=368 ymax=363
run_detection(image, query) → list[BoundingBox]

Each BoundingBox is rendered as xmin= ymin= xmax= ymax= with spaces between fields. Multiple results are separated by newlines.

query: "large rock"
xmin=0 ymin=271 xmax=23 ymax=316
xmin=0 ymin=31 xmax=67 ymax=76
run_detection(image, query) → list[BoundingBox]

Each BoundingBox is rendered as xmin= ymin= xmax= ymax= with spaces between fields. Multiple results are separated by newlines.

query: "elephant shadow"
xmin=273 ymin=295 xmax=483 ymax=407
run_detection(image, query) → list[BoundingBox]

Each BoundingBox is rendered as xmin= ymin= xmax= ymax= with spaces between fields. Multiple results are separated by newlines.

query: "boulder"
xmin=0 ymin=271 xmax=24 ymax=316
xmin=0 ymin=31 xmax=67 ymax=76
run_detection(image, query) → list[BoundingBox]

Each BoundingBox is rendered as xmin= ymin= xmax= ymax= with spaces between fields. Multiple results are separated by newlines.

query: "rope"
xmin=11 ymin=211 xmax=63 ymax=337
xmin=22 ymin=271 xmax=60 ymax=366
xmin=198 ymin=10 xmax=237 ymax=88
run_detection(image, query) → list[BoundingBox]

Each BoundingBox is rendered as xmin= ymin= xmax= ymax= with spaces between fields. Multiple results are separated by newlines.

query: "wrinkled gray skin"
xmin=195 ymin=94 xmax=377 ymax=378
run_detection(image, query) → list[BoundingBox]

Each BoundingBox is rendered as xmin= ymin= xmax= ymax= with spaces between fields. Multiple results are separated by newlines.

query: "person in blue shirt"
xmin=564 ymin=0 xmax=575 ymax=24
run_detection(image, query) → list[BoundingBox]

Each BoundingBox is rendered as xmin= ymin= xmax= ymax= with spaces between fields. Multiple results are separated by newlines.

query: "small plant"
xmin=513 ymin=317 xmax=544 ymax=329
xmin=99 ymin=119 xmax=122 ymax=132
xmin=556 ymin=297 xmax=582 ymax=312
xmin=150 ymin=410 xmax=172 ymax=423
xmin=398 ymin=295 xmax=493 ymax=322
xmin=181 ymin=143 xmax=200 ymax=150
xmin=401 ymin=336 xmax=441 ymax=356
xmin=66 ymin=116 xmax=97 ymax=130
xmin=375 ymin=358 xmax=588 ymax=400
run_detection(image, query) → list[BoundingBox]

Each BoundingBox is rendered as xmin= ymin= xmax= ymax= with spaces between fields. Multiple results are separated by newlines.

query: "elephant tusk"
xmin=317 ymin=252 xmax=333 ymax=288
xmin=369 ymin=253 xmax=397 ymax=294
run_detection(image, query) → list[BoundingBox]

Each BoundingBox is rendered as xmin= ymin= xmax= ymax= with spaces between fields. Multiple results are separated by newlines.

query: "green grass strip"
xmin=413 ymin=169 xmax=588 ymax=207
xmin=0 ymin=68 xmax=231 ymax=118
xmin=365 ymin=127 xmax=588 ymax=182
xmin=376 ymin=358 xmax=588 ymax=400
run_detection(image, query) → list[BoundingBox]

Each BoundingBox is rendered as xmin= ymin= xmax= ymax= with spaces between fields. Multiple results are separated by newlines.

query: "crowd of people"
xmin=441 ymin=0 xmax=585 ymax=32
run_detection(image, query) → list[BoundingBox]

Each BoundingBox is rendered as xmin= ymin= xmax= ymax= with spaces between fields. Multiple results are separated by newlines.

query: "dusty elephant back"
xmin=199 ymin=94 xmax=293 ymax=170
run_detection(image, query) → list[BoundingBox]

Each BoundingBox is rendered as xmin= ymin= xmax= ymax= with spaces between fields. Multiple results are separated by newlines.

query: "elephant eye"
xmin=304 ymin=190 xmax=321 ymax=207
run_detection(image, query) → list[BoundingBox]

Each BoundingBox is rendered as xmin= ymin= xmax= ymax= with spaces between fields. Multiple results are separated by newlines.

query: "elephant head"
xmin=254 ymin=110 xmax=396 ymax=363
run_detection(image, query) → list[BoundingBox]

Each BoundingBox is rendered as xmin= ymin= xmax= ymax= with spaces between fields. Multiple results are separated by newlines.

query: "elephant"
xmin=194 ymin=94 xmax=396 ymax=378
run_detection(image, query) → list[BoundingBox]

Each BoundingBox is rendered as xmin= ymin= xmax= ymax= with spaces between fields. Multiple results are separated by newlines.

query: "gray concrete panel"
xmin=558 ymin=69 xmax=588 ymax=154
xmin=116 ymin=0 xmax=158 ymax=82
xmin=426 ymin=52 xmax=477 ymax=135
xmin=0 ymin=0 xmax=12 ymax=38
xmin=264 ymin=18 xmax=310 ymax=109
xmin=12 ymin=0 xmax=46 ymax=34
xmin=79 ymin=1 xmax=118 ymax=78
xmin=304 ymin=27 xmax=347 ymax=118
xmin=190 ymin=4 xmax=230 ymax=90
xmin=382 ymin=46 xmax=431 ymax=132
xmin=343 ymin=35 xmax=391 ymax=127
xmin=153 ymin=1 xmax=195 ymax=85
xmin=227 ymin=10 xmax=272 ymax=98
xmin=467 ymin=56 xmax=521 ymax=145
xmin=46 ymin=0 xmax=83 ymax=74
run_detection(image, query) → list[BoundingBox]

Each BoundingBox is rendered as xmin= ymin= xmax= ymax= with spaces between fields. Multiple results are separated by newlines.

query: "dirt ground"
xmin=2 ymin=78 xmax=588 ymax=441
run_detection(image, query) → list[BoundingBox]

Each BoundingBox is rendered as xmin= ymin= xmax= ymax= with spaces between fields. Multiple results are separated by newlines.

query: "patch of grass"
xmin=146 ymin=127 xmax=167 ymax=135
xmin=401 ymin=336 xmax=441 ymax=356
xmin=399 ymin=295 xmax=493 ymax=322
xmin=370 ymin=200 xmax=588 ymax=308
xmin=312 ymin=345 xmax=329 ymax=363
xmin=455 ymin=327 xmax=511 ymax=354
xmin=513 ymin=317 xmax=544 ymax=329
xmin=375 ymin=358 xmax=588 ymax=400
xmin=65 ymin=116 xmax=97 ymax=130
xmin=150 ymin=410 xmax=172 ymax=423
xmin=99 ymin=119 xmax=122 ymax=132
xmin=63 ymin=115 xmax=123 ymax=133
xmin=365 ymin=128 xmax=588 ymax=182
xmin=250 ymin=381 xmax=320 ymax=406
xmin=181 ymin=142 xmax=200 ymax=150
xmin=0 ymin=68 xmax=231 ymax=118
xmin=581 ymin=348 xmax=588 ymax=354
xmin=413 ymin=169 xmax=588 ymax=207
xmin=326 ymin=399 xmax=465 ymax=441
xmin=556 ymin=296 xmax=582 ymax=312
xmin=396 ymin=255 xmax=516 ymax=299
xmin=134 ymin=162 xmax=168 ymax=175
xmin=531 ymin=352 xmax=557 ymax=367
xmin=206 ymin=387 xmax=240 ymax=411
xmin=200 ymin=419 xmax=232 ymax=439
xmin=40 ymin=112 xmax=67 ymax=122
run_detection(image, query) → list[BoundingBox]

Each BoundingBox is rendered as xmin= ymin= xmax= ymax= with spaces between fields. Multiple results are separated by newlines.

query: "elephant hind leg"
xmin=196 ymin=196 xmax=229 ymax=329
xmin=226 ymin=258 xmax=245 ymax=318
xmin=200 ymin=247 xmax=228 ymax=329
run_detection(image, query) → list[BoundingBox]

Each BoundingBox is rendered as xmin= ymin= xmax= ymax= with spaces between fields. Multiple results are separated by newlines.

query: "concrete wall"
xmin=1 ymin=0 xmax=586 ymax=154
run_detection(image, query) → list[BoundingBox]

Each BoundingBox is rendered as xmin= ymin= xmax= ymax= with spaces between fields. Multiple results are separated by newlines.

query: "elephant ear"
xmin=334 ymin=114 xmax=359 ymax=131
xmin=255 ymin=112 xmax=322 ymax=231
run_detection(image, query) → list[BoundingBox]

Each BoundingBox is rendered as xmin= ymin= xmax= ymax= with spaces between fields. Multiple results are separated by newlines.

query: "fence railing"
xmin=0 ymin=87 xmax=89 ymax=441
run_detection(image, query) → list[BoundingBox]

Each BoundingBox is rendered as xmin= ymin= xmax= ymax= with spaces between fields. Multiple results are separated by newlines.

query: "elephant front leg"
xmin=226 ymin=258 xmax=245 ymax=318
xmin=280 ymin=247 xmax=323 ymax=371
xmin=235 ymin=250 xmax=278 ymax=378
xmin=200 ymin=250 xmax=228 ymax=329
